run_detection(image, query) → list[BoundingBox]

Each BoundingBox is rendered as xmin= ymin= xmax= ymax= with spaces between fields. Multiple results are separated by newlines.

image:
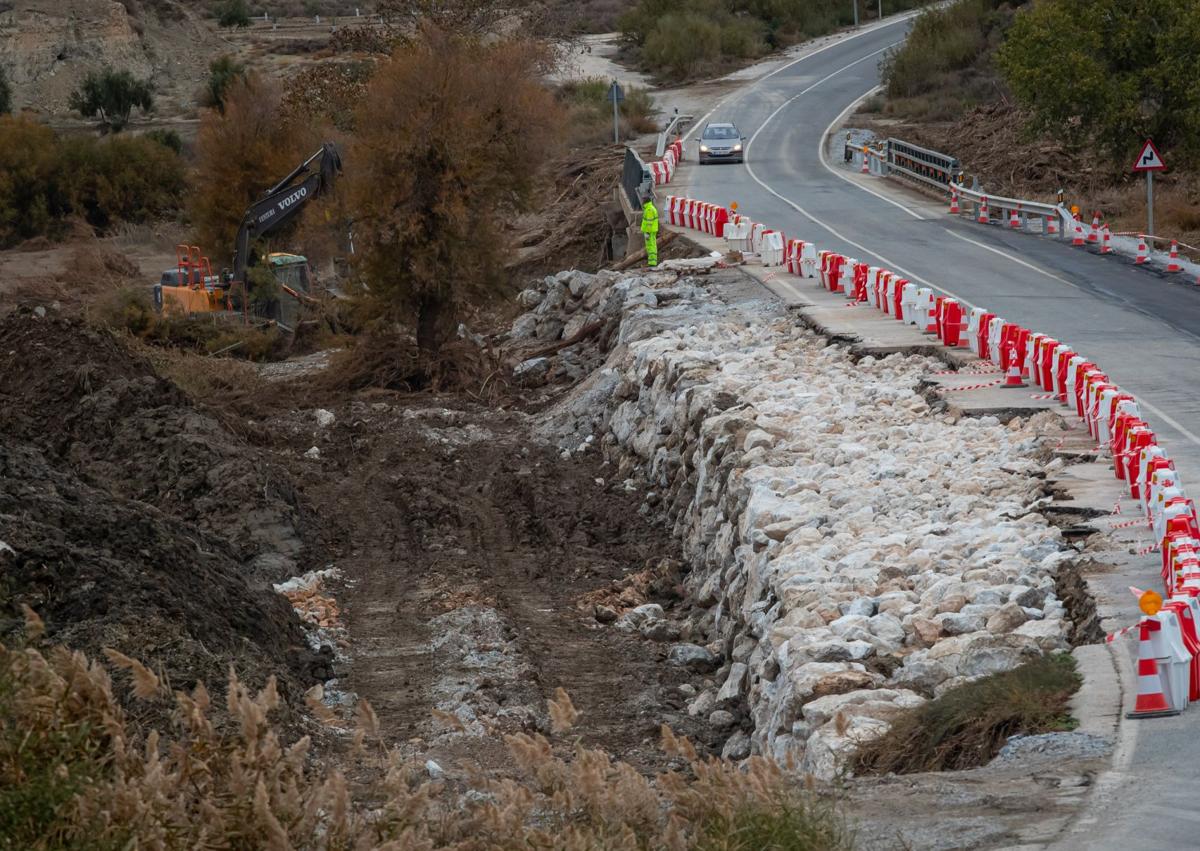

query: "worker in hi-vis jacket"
xmin=640 ymin=193 xmax=659 ymax=267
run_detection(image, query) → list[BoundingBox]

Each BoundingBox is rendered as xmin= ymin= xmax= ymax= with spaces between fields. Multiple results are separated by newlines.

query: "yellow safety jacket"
xmin=641 ymin=200 xmax=659 ymax=235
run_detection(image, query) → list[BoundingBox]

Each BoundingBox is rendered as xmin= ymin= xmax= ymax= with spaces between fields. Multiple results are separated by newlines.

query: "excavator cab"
xmin=156 ymin=244 xmax=225 ymax=315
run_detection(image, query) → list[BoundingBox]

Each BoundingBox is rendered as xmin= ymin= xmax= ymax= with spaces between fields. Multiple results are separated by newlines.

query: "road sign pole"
xmin=1147 ymin=170 xmax=1154 ymax=237
xmin=613 ymin=93 xmax=619 ymax=144
xmin=852 ymin=0 xmax=859 ymax=26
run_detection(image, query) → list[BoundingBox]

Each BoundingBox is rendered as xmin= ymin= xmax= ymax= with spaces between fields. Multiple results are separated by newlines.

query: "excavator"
xmin=155 ymin=142 xmax=343 ymax=331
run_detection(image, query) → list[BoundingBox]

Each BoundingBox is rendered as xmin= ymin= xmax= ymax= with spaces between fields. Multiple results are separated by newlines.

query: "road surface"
xmin=669 ymin=14 xmax=1200 ymax=850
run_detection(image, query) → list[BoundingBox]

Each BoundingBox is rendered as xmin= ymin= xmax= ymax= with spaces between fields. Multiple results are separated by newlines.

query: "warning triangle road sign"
xmin=1133 ymin=139 xmax=1166 ymax=172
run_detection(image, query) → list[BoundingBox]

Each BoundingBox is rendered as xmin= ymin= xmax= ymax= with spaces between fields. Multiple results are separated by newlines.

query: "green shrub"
xmin=200 ymin=55 xmax=247 ymax=113
xmin=558 ymin=76 xmax=658 ymax=142
xmin=68 ymin=68 xmax=154 ymax=132
xmin=622 ymin=0 xmax=934 ymax=80
xmin=0 ymin=117 xmax=61 ymax=246
xmin=0 ymin=116 xmax=185 ymax=247
xmin=998 ymin=0 xmax=1200 ymax=166
xmin=852 ymin=653 xmax=1082 ymax=775
xmin=57 ymin=135 xmax=185 ymax=230
xmin=642 ymin=12 xmax=724 ymax=78
xmin=143 ymin=128 xmax=183 ymax=154
xmin=216 ymin=0 xmax=250 ymax=28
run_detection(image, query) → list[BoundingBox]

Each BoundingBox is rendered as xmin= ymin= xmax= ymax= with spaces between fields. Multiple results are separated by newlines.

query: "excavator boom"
xmin=230 ymin=142 xmax=342 ymax=294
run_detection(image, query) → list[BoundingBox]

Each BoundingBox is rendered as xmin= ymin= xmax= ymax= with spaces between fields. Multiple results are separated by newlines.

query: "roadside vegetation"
xmin=558 ymin=75 xmax=657 ymax=145
xmin=853 ymin=654 xmax=1081 ymax=775
xmin=869 ymin=0 xmax=1200 ymax=244
xmin=877 ymin=0 xmax=1024 ymax=121
xmin=1 ymin=615 xmax=850 ymax=850
xmin=621 ymin=0 xmax=933 ymax=81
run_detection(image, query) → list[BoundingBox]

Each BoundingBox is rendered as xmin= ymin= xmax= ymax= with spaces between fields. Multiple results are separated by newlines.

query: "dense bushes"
xmin=0 ymin=116 xmax=185 ymax=247
xmin=998 ymin=0 xmax=1200 ymax=166
xmin=880 ymin=0 xmax=1025 ymax=120
xmin=622 ymin=0 xmax=932 ymax=80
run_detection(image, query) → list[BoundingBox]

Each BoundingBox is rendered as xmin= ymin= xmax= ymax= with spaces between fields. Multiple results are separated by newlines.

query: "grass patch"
xmin=694 ymin=794 xmax=851 ymax=851
xmin=558 ymin=76 xmax=657 ymax=144
xmin=852 ymin=653 xmax=1081 ymax=775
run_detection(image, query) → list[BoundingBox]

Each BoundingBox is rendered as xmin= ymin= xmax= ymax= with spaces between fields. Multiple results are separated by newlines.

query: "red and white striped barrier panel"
xmin=663 ymin=194 xmax=1199 ymax=648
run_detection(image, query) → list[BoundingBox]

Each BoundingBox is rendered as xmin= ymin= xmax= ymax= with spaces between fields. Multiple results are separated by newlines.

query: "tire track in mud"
xmin=285 ymin=402 xmax=705 ymax=775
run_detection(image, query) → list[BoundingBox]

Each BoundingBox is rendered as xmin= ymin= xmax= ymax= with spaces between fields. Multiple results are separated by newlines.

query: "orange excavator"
xmin=155 ymin=142 xmax=342 ymax=331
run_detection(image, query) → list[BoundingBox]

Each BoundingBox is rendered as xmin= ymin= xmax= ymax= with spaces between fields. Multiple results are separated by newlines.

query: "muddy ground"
xmin=0 ymin=310 xmax=325 ymax=713
xmin=263 ymin=395 xmax=714 ymax=774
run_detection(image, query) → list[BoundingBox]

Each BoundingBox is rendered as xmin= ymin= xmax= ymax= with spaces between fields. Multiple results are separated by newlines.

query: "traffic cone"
xmin=1167 ymin=240 xmax=1182 ymax=273
xmin=1101 ymin=225 xmax=1113 ymax=255
xmin=1072 ymin=224 xmax=1085 ymax=247
xmin=1009 ymin=206 xmax=1020 ymax=229
xmin=1087 ymin=211 xmax=1101 ymax=243
xmin=1046 ymin=214 xmax=1059 ymax=236
xmin=1003 ymin=343 xmax=1026 ymax=387
xmin=1127 ymin=618 xmax=1182 ymax=718
xmin=978 ymin=197 xmax=989 ymax=224
xmin=1136 ymin=235 xmax=1150 ymax=265
xmin=860 ymin=147 xmax=869 ymax=174
xmin=949 ymin=187 xmax=960 ymax=214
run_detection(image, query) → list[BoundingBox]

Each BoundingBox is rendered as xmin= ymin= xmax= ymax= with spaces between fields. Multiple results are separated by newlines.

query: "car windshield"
xmin=704 ymin=126 xmax=738 ymax=140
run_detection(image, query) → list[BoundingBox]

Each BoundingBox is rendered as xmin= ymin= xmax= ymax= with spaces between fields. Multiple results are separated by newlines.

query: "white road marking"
xmin=817 ymin=87 xmax=926 ymax=221
xmin=730 ymin=38 xmax=1200 ymax=452
xmin=681 ymin=13 xmax=921 ymax=145
xmin=944 ymin=229 xmax=1082 ymax=290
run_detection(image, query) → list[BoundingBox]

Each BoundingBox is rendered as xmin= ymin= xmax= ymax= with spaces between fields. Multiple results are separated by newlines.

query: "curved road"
xmin=671 ymin=15 xmax=1200 ymax=851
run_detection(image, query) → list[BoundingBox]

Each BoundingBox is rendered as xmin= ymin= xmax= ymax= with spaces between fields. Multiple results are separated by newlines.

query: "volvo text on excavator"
xmin=156 ymin=142 xmax=343 ymax=331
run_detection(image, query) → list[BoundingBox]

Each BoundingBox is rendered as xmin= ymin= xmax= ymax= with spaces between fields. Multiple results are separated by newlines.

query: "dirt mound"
xmin=0 ymin=441 xmax=324 ymax=704
xmin=0 ymin=310 xmax=312 ymax=577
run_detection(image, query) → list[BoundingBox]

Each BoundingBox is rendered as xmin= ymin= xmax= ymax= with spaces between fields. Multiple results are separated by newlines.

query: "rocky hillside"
xmin=1 ymin=0 xmax=217 ymax=119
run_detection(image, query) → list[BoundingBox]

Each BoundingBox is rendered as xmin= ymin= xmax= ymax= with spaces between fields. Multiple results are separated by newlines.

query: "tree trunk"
xmin=416 ymin=295 xmax=444 ymax=356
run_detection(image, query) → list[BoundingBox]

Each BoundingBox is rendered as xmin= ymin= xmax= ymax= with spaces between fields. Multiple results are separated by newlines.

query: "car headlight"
xmin=699 ymin=145 xmax=709 ymax=153
xmin=733 ymin=143 xmax=743 ymax=152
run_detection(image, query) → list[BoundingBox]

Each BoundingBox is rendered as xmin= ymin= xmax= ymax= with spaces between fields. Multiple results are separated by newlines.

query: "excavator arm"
xmin=229 ymin=142 xmax=343 ymax=291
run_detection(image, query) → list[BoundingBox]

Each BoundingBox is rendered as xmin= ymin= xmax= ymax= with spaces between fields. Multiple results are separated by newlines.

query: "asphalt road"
xmin=671 ymin=15 xmax=1200 ymax=850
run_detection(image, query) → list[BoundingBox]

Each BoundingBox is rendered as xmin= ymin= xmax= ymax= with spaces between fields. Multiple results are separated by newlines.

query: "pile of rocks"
xmin=538 ymin=266 xmax=1075 ymax=778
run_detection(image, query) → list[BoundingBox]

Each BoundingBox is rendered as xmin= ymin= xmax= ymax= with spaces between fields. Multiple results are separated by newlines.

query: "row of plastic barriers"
xmin=663 ymin=193 xmax=1200 ymax=720
xmin=650 ymin=141 xmax=684 ymax=186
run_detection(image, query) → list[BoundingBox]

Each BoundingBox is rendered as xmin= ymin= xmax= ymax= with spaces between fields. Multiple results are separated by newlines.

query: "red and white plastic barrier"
xmin=665 ymin=195 xmax=1199 ymax=706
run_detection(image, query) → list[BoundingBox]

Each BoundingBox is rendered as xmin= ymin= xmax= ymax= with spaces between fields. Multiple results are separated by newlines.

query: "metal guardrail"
xmin=622 ymin=147 xmax=652 ymax=209
xmin=886 ymin=138 xmax=962 ymax=190
xmin=657 ymin=111 xmax=695 ymax=158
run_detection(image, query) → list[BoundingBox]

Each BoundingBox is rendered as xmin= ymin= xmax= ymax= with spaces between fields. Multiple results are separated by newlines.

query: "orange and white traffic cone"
xmin=1003 ymin=343 xmax=1026 ymax=387
xmin=1087 ymin=211 xmax=1101 ymax=243
xmin=1072 ymin=224 xmax=1085 ymax=247
xmin=1101 ymin=225 xmax=1113 ymax=255
xmin=1167 ymin=240 xmax=1182 ymax=273
xmin=1009 ymin=206 xmax=1020 ymax=229
xmin=949 ymin=188 xmax=960 ymax=215
xmin=978 ymin=197 xmax=989 ymax=224
xmin=1127 ymin=618 xmax=1182 ymax=718
xmin=1046 ymin=214 xmax=1059 ymax=236
xmin=1136 ymin=235 xmax=1150 ymax=265
xmin=860 ymin=147 xmax=870 ymax=174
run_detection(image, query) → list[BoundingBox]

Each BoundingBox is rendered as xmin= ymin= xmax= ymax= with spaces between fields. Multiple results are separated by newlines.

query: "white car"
xmin=698 ymin=122 xmax=745 ymax=164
